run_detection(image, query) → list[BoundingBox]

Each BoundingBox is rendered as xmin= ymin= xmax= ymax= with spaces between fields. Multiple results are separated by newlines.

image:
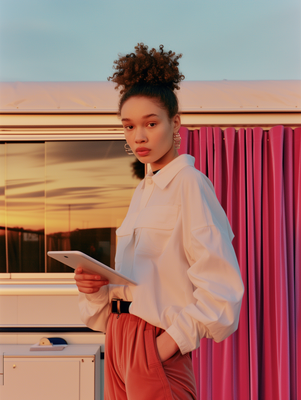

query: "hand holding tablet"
xmin=74 ymin=266 xmax=110 ymax=294
xmin=47 ymin=251 xmax=137 ymax=286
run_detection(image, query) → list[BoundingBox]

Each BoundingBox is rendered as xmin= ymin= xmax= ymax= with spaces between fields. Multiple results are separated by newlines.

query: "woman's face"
xmin=121 ymin=96 xmax=181 ymax=171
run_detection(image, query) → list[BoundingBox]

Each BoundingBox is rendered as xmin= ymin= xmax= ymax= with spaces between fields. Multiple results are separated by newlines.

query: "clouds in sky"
xmin=0 ymin=0 xmax=300 ymax=81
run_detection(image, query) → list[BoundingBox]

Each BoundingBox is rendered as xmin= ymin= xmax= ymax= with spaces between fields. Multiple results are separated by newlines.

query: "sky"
xmin=0 ymin=0 xmax=300 ymax=82
xmin=1 ymin=141 xmax=138 ymax=232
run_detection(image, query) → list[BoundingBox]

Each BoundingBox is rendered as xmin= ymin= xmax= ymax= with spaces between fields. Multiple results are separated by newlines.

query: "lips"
xmin=136 ymin=147 xmax=151 ymax=156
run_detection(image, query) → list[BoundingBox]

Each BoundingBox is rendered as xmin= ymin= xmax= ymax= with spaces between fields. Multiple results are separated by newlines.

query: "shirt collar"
xmin=145 ymin=154 xmax=195 ymax=190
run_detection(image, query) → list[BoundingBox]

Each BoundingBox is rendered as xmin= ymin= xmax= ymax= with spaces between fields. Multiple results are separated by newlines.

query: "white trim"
xmin=0 ymin=113 xmax=122 ymax=126
xmin=1 ymin=113 xmax=300 ymax=132
xmin=0 ymin=273 xmax=76 ymax=287
xmin=0 ymin=134 xmax=125 ymax=141
xmin=0 ymin=284 xmax=78 ymax=295
xmin=1 ymin=272 xmax=74 ymax=280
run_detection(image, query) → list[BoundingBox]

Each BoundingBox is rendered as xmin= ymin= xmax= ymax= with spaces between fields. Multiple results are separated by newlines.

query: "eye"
xmin=124 ymin=125 xmax=134 ymax=130
xmin=148 ymin=122 xmax=156 ymax=127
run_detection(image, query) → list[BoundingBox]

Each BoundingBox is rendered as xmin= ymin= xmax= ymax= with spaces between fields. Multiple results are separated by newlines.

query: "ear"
xmin=172 ymin=114 xmax=181 ymax=133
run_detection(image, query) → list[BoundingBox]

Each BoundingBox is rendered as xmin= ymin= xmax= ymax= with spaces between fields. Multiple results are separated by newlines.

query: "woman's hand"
xmin=156 ymin=331 xmax=179 ymax=363
xmin=74 ymin=267 xmax=109 ymax=294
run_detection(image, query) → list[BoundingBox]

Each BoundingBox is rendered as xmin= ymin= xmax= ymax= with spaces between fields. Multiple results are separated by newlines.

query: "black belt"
xmin=112 ymin=299 xmax=131 ymax=314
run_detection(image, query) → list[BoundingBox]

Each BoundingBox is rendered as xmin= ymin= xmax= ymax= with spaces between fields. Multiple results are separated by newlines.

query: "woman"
xmin=75 ymin=43 xmax=244 ymax=400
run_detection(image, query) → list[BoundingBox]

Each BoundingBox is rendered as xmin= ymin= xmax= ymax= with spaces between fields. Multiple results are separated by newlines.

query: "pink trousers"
xmin=104 ymin=313 xmax=197 ymax=400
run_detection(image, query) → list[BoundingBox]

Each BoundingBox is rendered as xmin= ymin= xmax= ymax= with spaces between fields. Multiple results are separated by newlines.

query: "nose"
xmin=135 ymin=126 xmax=148 ymax=143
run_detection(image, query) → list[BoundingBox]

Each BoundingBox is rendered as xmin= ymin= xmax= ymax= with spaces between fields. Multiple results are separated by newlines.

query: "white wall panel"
xmin=17 ymin=295 xmax=83 ymax=326
xmin=0 ymin=296 xmax=18 ymax=325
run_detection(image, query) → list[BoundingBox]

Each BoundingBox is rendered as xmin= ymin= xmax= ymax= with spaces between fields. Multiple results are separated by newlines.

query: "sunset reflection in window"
xmin=0 ymin=141 xmax=139 ymax=273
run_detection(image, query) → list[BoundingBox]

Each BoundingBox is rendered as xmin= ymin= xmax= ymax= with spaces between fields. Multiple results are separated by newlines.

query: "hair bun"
xmin=108 ymin=43 xmax=185 ymax=94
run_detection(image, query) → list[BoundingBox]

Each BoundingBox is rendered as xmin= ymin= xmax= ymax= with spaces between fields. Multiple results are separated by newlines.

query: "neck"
xmin=150 ymin=149 xmax=179 ymax=171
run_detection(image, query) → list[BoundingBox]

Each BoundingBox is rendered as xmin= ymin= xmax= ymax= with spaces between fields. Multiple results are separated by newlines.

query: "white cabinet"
xmin=0 ymin=344 xmax=101 ymax=400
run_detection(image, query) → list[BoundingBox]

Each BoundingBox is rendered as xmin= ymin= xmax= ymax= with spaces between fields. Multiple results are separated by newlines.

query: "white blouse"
xmin=78 ymin=154 xmax=244 ymax=355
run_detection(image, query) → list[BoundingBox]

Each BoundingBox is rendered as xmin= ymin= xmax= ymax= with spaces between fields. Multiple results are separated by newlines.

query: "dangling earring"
xmin=124 ymin=143 xmax=134 ymax=155
xmin=173 ymin=132 xmax=181 ymax=150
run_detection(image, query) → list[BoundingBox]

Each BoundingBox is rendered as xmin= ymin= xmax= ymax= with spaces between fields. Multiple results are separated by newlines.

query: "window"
xmin=0 ymin=140 xmax=140 ymax=273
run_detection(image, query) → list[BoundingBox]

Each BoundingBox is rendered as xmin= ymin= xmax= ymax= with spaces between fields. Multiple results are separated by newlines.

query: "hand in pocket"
xmin=156 ymin=331 xmax=179 ymax=363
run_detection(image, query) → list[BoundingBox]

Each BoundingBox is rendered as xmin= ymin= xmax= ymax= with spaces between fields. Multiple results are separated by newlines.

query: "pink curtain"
xmin=179 ymin=125 xmax=301 ymax=400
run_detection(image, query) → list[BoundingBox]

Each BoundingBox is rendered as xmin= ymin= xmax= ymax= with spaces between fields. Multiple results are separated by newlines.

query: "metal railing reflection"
xmin=0 ymin=226 xmax=116 ymax=273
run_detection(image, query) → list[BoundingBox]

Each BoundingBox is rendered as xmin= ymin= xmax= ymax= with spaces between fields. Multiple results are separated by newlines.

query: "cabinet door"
xmin=1 ymin=358 xmax=80 ymax=400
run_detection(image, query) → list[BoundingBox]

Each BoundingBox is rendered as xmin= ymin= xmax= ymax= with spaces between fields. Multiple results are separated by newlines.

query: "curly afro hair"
xmin=108 ymin=43 xmax=185 ymax=118
xmin=108 ymin=43 xmax=184 ymax=93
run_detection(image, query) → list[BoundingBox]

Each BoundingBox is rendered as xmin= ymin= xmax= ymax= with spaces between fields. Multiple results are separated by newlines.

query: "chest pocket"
xmin=133 ymin=205 xmax=179 ymax=256
xmin=115 ymin=212 xmax=138 ymax=271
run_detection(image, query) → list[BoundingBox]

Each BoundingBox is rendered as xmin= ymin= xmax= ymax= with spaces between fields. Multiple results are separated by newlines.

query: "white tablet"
xmin=47 ymin=250 xmax=137 ymax=286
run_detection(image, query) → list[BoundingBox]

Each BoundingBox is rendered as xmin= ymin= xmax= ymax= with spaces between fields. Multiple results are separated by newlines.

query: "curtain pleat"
xmin=200 ymin=127 xmax=207 ymax=175
xmin=244 ymin=127 xmax=257 ymax=400
xmin=283 ymin=127 xmax=296 ymax=399
xmin=294 ymin=128 xmax=301 ymax=400
xmin=269 ymin=126 xmax=290 ymax=399
xmin=262 ymin=130 xmax=279 ymax=399
xmin=252 ymin=127 xmax=263 ymax=382
xmin=211 ymin=127 xmax=235 ymax=400
xmin=179 ymin=125 xmax=299 ymax=400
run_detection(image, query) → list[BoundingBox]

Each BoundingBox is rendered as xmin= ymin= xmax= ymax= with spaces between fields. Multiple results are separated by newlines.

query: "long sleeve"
xmin=78 ymin=284 xmax=133 ymax=332
xmin=166 ymin=172 xmax=244 ymax=354
xmin=78 ymin=285 xmax=110 ymax=332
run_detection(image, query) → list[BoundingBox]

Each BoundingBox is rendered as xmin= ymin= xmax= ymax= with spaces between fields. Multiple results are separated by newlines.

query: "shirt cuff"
xmin=166 ymin=317 xmax=208 ymax=355
xmin=84 ymin=284 xmax=109 ymax=303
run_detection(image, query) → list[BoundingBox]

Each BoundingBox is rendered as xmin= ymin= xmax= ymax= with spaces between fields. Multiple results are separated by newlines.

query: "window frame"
xmin=0 ymin=127 xmax=136 ymax=283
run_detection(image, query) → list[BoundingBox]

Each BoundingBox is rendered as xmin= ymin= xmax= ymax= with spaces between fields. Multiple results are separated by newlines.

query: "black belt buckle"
xmin=112 ymin=298 xmax=123 ymax=315
xmin=112 ymin=298 xmax=131 ymax=317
